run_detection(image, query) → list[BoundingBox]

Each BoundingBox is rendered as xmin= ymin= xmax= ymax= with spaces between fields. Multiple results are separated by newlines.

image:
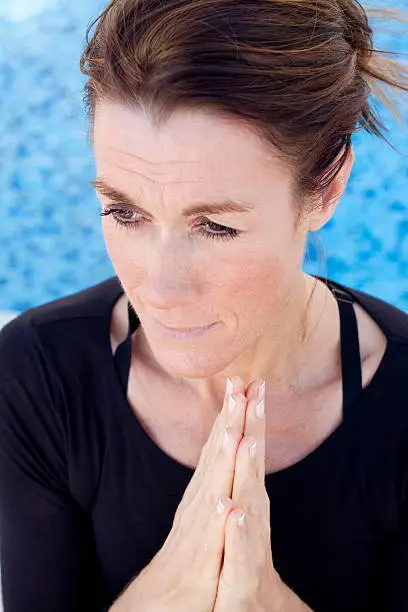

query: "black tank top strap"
xmin=327 ymin=281 xmax=363 ymax=417
xmin=113 ymin=301 xmax=140 ymax=394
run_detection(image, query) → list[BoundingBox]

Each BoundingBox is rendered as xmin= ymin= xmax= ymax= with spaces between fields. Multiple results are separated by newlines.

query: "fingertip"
xmin=230 ymin=375 xmax=244 ymax=391
xmin=232 ymin=508 xmax=246 ymax=527
xmin=216 ymin=496 xmax=234 ymax=516
xmin=246 ymin=378 xmax=264 ymax=400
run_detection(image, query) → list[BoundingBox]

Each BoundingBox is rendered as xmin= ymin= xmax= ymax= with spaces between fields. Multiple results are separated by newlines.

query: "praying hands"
xmin=110 ymin=376 xmax=313 ymax=612
xmin=212 ymin=377 xmax=313 ymax=612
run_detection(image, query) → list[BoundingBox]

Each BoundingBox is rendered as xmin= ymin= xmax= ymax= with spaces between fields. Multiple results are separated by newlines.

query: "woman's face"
xmin=92 ymin=102 xmax=314 ymax=380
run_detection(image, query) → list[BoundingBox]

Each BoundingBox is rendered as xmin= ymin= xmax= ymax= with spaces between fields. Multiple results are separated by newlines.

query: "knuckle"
xmin=172 ymin=510 xmax=186 ymax=535
xmin=229 ymin=563 xmax=261 ymax=593
xmin=202 ymin=539 xmax=223 ymax=562
xmin=172 ymin=509 xmax=182 ymax=530
xmin=234 ymin=549 xmax=247 ymax=567
xmin=172 ymin=502 xmax=186 ymax=529
xmin=175 ymin=503 xmax=196 ymax=535
xmin=203 ymin=489 xmax=218 ymax=508
xmin=178 ymin=572 xmax=199 ymax=598
xmin=245 ymin=500 xmax=262 ymax=517
xmin=226 ymin=426 xmax=242 ymax=446
xmin=190 ymin=545 xmax=223 ymax=585
xmin=264 ymin=492 xmax=270 ymax=511
xmin=244 ymin=573 xmax=261 ymax=594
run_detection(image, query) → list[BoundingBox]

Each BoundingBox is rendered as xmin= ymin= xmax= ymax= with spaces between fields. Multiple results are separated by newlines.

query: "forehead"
xmin=93 ymin=102 xmax=292 ymax=188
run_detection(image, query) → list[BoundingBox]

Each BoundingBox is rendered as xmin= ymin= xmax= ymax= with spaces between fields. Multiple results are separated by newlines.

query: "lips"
xmin=159 ymin=322 xmax=211 ymax=332
xmin=149 ymin=316 xmax=217 ymax=341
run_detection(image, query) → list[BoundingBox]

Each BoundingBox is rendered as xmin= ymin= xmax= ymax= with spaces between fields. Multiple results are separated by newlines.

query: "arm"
xmin=0 ymin=318 xmax=107 ymax=612
xmin=386 ymin=494 xmax=408 ymax=611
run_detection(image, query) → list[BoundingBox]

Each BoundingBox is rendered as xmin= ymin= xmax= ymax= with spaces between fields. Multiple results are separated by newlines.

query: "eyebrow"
xmin=90 ymin=178 xmax=254 ymax=218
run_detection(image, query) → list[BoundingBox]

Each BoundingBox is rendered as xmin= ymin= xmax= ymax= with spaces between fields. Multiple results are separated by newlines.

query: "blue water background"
xmin=1 ymin=0 xmax=407 ymax=313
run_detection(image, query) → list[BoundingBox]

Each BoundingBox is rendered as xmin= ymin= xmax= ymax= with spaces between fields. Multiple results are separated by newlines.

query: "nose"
xmin=141 ymin=238 xmax=198 ymax=311
xmin=143 ymin=277 xmax=197 ymax=311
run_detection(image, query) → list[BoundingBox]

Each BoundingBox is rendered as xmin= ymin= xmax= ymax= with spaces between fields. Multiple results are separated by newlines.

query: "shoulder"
xmin=4 ymin=276 xmax=121 ymax=332
xmin=0 ymin=275 xmax=123 ymax=416
xmin=0 ymin=276 xmax=122 ymax=392
xmin=327 ymin=277 xmax=408 ymax=345
xmin=323 ymin=277 xmax=408 ymax=398
xmin=0 ymin=280 xmax=122 ymax=511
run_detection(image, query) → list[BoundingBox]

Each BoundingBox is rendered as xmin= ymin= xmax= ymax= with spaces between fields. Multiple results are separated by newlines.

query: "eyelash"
xmin=99 ymin=207 xmax=241 ymax=242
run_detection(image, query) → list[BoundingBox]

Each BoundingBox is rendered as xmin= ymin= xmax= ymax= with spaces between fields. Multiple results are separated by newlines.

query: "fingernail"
xmin=226 ymin=377 xmax=234 ymax=396
xmin=255 ymin=399 xmax=265 ymax=419
xmin=259 ymin=380 xmax=266 ymax=399
xmin=216 ymin=496 xmax=232 ymax=515
xmin=222 ymin=428 xmax=230 ymax=448
xmin=236 ymin=510 xmax=246 ymax=527
xmin=228 ymin=394 xmax=236 ymax=414
xmin=248 ymin=439 xmax=257 ymax=459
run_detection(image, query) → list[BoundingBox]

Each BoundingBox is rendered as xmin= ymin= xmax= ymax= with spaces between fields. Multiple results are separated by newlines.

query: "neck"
xmin=216 ymin=273 xmax=327 ymax=399
xmin=142 ymin=273 xmax=333 ymax=412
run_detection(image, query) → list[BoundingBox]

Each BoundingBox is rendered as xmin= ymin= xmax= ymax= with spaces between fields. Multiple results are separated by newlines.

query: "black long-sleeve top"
xmin=0 ymin=275 xmax=408 ymax=612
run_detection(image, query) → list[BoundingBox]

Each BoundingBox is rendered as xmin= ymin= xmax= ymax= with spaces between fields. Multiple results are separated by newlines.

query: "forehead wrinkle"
xmin=107 ymin=145 xmax=200 ymax=167
xmin=112 ymin=162 xmax=206 ymax=187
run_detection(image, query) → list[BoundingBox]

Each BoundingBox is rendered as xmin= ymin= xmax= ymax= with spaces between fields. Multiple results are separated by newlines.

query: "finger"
xmin=197 ymin=377 xmax=264 ymax=512
xmin=178 ymin=376 xmax=246 ymax=513
xmin=236 ymin=379 xmax=266 ymax=495
xmin=193 ymin=495 xmax=235 ymax=586
xmin=220 ymin=507 xmax=251 ymax=590
xmin=220 ymin=382 xmax=269 ymax=592
xmin=220 ymin=423 xmax=271 ymax=594
xmin=199 ymin=375 xmax=246 ymax=467
xmin=200 ymin=380 xmax=271 ymax=592
xmin=184 ymin=376 xmax=250 ymax=585
xmin=220 ymin=501 xmax=271 ymax=594
xmin=244 ymin=378 xmax=264 ymax=401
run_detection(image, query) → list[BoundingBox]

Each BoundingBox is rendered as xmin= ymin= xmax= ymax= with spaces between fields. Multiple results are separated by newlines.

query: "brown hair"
xmin=79 ymin=0 xmax=408 ymax=214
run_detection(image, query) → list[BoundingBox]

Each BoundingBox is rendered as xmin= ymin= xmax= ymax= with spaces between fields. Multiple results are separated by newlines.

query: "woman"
xmin=1 ymin=0 xmax=408 ymax=610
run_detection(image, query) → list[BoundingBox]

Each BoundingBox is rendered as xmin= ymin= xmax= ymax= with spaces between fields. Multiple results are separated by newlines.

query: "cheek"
xmin=103 ymin=224 xmax=300 ymax=313
xmin=102 ymin=225 xmax=145 ymax=283
xmin=209 ymin=249 xmax=294 ymax=316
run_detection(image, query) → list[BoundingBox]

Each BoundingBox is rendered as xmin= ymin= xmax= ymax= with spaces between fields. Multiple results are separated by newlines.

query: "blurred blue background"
xmin=1 ymin=0 xmax=408 ymax=314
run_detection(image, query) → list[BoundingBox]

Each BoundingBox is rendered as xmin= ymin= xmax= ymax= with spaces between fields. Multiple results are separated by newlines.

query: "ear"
xmin=307 ymin=146 xmax=354 ymax=232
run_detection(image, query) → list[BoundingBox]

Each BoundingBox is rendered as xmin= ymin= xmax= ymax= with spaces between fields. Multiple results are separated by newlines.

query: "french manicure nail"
xmin=226 ymin=377 xmax=234 ymax=396
xmin=248 ymin=439 xmax=257 ymax=459
xmin=228 ymin=394 xmax=236 ymax=414
xmin=255 ymin=399 xmax=265 ymax=419
xmin=222 ymin=428 xmax=230 ymax=448
xmin=217 ymin=496 xmax=232 ymax=515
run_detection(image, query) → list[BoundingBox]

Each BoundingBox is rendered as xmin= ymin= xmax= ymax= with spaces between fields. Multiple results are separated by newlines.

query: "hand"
xmin=109 ymin=375 xmax=250 ymax=612
xmin=213 ymin=380 xmax=313 ymax=612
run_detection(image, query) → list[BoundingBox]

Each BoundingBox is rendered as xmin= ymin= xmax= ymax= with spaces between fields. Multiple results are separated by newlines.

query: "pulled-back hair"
xmin=80 ymin=0 xmax=408 ymax=212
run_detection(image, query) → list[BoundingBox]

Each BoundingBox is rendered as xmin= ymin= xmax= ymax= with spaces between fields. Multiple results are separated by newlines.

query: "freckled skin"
xmin=92 ymin=102 xmax=354 ymax=402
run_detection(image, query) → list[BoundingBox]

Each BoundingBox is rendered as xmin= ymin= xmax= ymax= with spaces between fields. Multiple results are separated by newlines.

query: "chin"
xmin=150 ymin=345 xmax=231 ymax=380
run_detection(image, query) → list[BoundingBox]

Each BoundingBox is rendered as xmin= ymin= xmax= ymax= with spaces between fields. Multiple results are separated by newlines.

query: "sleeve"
xmin=0 ymin=316 xmax=108 ymax=612
xmin=389 ymin=528 xmax=408 ymax=611
xmin=381 ymin=434 xmax=408 ymax=612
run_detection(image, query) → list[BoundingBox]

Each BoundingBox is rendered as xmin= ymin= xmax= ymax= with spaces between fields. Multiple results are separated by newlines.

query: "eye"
xmin=99 ymin=207 xmax=241 ymax=242
xmin=196 ymin=219 xmax=240 ymax=241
